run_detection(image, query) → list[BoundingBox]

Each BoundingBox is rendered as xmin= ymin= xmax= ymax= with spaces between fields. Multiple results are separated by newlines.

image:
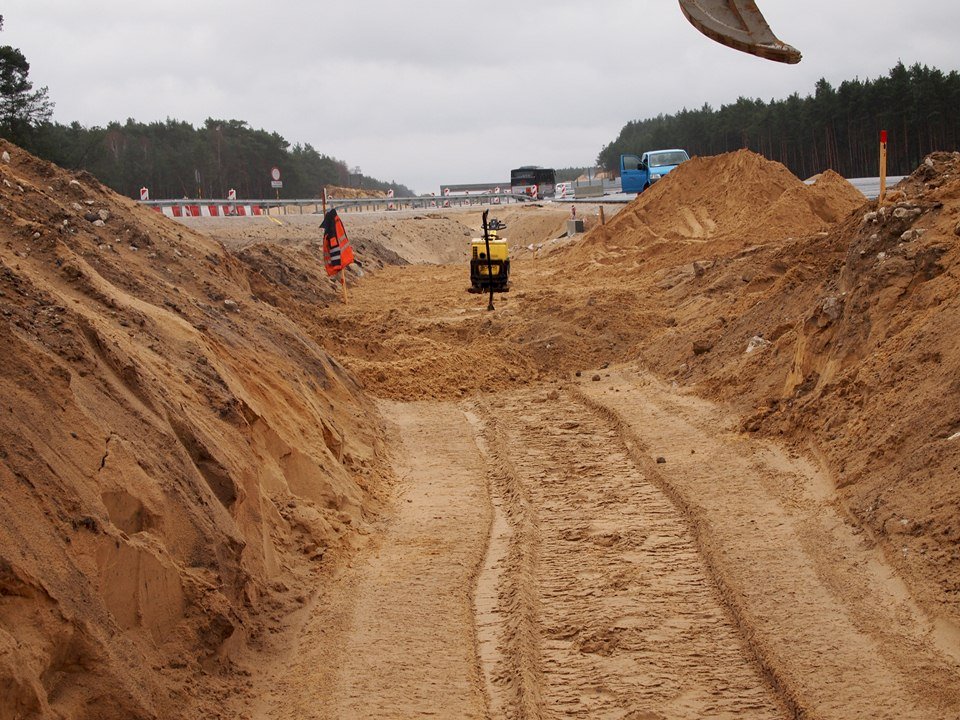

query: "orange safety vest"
xmin=321 ymin=209 xmax=355 ymax=276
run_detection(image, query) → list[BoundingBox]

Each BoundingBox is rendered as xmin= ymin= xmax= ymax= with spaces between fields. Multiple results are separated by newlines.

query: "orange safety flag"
xmin=321 ymin=208 xmax=355 ymax=276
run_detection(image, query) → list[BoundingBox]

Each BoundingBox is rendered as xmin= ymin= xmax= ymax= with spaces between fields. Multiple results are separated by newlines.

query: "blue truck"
xmin=619 ymin=149 xmax=690 ymax=194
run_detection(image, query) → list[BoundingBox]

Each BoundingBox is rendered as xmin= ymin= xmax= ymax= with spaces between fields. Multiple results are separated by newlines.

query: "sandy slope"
xmin=224 ymin=151 xmax=960 ymax=718
xmin=5 ymin=141 xmax=960 ymax=719
xmin=0 ymin=141 xmax=387 ymax=719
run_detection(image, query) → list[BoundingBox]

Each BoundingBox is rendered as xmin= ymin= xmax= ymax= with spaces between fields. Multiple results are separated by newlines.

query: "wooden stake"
xmin=599 ymin=205 xmax=606 ymax=226
xmin=879 ymin=130 xmax=888 ymax=204
xmin=341 ymin=269 xmax=348 ymax=304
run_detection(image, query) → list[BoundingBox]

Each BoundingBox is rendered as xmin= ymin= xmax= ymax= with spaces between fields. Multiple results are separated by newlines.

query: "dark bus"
xmin=510 ymin=166 xmax=556 ymax=199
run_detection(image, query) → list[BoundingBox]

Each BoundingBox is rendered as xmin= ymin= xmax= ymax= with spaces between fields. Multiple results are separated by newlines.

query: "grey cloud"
xmin=5 ymin=0 xmax=960 ymax=192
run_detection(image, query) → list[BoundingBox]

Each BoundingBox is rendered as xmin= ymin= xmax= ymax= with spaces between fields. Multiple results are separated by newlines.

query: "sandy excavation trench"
xmin=2 ymin=142 xmax=960 ymax=719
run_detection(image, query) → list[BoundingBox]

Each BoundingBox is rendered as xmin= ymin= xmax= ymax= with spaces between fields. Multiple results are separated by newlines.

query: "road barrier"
xmin=573 ymin=180 xmax=605 ymax=198
xmin=140 ymin=192 xmax=524 ymax=216
xmin=138 ymin=173 xmax=900 ymax=219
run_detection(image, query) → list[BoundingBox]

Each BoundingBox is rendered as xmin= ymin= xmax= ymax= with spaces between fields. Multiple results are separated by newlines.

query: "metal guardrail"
xmin=142 ymin=174 xmax=898 ymax=216
xmin=140 ymin=192 xmax=525 ymax=215
xmin=328 ymin=192 xmax=525 ymax=211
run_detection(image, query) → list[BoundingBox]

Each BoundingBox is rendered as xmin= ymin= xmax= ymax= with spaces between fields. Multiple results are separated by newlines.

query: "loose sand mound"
xmin=5 ymin=132 xmax=959 ymax=715
xmin=554 ymin=150 xmax=959 ymax=619
xmin=0 ymin=140 xmax=388 ymax=718
xmin=323 ymin=185 xmax=387 ymax=199
xmin=582 ymin=150 xmax=864 ymax=252
xmin=191 ymin=211 xmax=475 ymax=266
xmin=313 ymin=149 xmax=959 ymax=624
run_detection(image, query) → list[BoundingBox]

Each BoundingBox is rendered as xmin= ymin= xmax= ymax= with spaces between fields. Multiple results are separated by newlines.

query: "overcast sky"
xmin=5 ymin=1 xmax=960 ymax=193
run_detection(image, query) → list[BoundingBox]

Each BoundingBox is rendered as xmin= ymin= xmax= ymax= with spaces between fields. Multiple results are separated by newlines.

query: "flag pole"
xmin=879 ymin=130 xmax=888 ymax=204
xmin=341 ymin=268 xmax=348 ymax=304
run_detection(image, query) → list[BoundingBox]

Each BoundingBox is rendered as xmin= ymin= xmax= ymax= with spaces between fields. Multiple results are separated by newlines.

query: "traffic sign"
xmin=270 ymin=167 xmax=281 ymax=181
xmin=271 ymin=180 xmax=283 ymax=189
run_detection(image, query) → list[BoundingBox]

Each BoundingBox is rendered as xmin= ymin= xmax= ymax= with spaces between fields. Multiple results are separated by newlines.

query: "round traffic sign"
xmin=270 ymin=167 xmax=281 ymax=181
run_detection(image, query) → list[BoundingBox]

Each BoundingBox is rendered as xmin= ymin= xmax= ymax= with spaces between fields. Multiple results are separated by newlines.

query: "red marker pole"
xmin=879 ymin=130 xmax=888 ymax=204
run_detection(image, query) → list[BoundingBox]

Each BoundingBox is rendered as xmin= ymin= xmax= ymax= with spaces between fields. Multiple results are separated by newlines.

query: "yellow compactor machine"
xmin=469 ymin=217 xmax=510 ymax=293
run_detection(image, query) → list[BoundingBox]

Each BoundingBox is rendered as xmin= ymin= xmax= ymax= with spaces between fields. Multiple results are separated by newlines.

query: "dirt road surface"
xmin=7 ymin=141 xmax=959 ymax=719
xmin=244 ymin=368 xmax=960 ymax=719
xmin=246 ymin=401 xmax=490 ymax=719
xmin=224 ymin=192 xmax=960 ymax=719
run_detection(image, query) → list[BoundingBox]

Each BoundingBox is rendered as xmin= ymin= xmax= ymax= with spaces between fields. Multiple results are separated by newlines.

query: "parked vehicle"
xmin=619 ymin=149 xmax=690 ymax=194
xmin=510 ymin=166 xmax=555 ymax=199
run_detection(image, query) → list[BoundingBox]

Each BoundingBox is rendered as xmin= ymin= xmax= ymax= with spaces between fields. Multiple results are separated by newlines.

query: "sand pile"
xmin=769 ymin=155 xmax=960 ymax=614
xmin=0 ymin=140 xmax=387 ymax=718
xmin=542 ymin=152 xmax=958 ymax=618
xmin=212 ymin=146 xmax=960 ymax=624
xmin=323 ymin=185 xmax=387 ymax=199
xmin=563 ymin=151 xmax=960 ymax=618
xmin=191 ymin=211 xmax=478 ymax=266
xmin=767 ymin=169 xmax=867 ymax=228
xmin=585 ymin=150 xmax=864 ymax=251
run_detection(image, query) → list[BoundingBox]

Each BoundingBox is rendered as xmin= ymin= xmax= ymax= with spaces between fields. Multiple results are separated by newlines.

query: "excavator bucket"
xmin=678 ymin=0 xmax=801 ymax=64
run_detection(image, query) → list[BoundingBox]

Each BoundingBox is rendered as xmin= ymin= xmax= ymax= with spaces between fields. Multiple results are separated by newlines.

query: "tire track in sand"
xmin=246 ymin=400 xmax=491 ymax=720
xmin=475 ymin=387 xmax=788 ymax=720
xmin=327 ymin=400 xmax=490 ymax=718
xmin=577 ymin=368 xmax=960 ymax=719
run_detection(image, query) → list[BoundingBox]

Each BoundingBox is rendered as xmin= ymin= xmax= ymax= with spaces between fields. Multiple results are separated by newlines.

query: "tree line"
xmin=599 ymin=62 xmax=960 ymax=180
xmin=29 ymin=118 xmax=413 ymax=200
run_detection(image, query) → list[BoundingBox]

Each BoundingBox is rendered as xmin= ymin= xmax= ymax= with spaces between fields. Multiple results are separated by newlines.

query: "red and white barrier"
xmin=387 ymin=188 xmax=396 ymax=211
xmin=153 ymin=204 xmax=264 ymax=218
xmin=140 ymin=187 xmax=149 ymax=201
xmin=493 ymin=186 xmax=501 ymax=204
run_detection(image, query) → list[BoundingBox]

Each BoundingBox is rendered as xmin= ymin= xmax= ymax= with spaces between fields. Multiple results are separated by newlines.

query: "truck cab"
xmin=620 ymin=149 xmax=690 ymax=194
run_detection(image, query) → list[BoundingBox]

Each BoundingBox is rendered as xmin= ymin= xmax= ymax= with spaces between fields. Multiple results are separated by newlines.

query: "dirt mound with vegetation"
xmin=0 ymin=139 xmax=390 ymax=719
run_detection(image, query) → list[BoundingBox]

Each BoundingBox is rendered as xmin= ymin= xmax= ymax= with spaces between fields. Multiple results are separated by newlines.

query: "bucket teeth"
xmin=678 ymin=0 xmax=801 ymax=64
